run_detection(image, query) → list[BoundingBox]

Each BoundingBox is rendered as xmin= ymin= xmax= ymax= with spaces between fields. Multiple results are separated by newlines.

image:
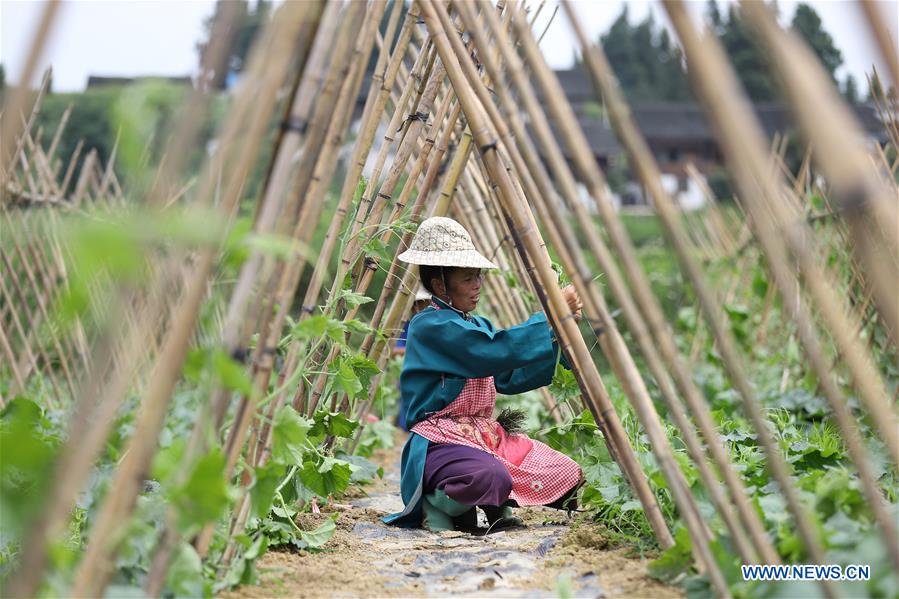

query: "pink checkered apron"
xmin=410 ymin=314 xmax=583 ymax=505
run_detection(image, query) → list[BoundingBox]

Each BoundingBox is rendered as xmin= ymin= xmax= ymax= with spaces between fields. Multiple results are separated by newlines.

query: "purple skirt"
xmin=423 ymin=443 xmax=579 ymax=509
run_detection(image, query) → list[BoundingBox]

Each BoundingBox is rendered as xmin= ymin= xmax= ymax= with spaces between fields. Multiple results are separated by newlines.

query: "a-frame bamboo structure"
xmin=2 ymin=1 xmax=897 ymax=597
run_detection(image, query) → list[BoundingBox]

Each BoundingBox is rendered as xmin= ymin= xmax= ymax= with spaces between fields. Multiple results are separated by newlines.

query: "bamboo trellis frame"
xmin=3 ymin=2 xmax=898 ymax=598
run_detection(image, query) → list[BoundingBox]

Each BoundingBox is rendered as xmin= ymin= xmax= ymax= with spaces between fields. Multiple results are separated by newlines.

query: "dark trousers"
xmin=422 ymin=443 xmax=579 ymax=509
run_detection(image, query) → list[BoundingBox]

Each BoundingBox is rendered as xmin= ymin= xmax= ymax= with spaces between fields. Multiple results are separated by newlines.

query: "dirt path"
xmin=225 ymin=433 xmax=682 ymax=598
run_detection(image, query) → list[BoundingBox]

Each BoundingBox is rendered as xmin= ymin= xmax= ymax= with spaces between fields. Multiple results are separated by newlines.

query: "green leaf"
xmin=335 ymin=359 xmax=362 ymax=401
xmin=299 ymin=515 xmax=337 ymax=548
xmin=151 ymin=438 xmax=186 ymax=484
xmin=222 ymin=215 xmax=254 ymax=270
xmin=299 ymin=456 xmax=353 ymax=498
xmin=346 ymin=354 xmax=380 ymax=387
xmin=723 ymin=303 xmax=750 ymax=322
xmin=677 ymin=306 xmax=697 ymax=332
xmin=250 ymin=462 xmax=287 ymax=520
xmin=325 ymin=318 xmax=347 ymax=344
xmin=245 ymin=232 xmax=308 ymax=261
xmin=338 ymin=289 xmax=374 ymax=308
xmin=292 ymin=315 xmax=328 ymax=340
xmin=648 ymin=527 xmax=693 ymax=582
xmin=310 ymin=411 xmax=360 ymax=439
xmin=752 ymin=270 xmax=769 ymax=299
xmin=336 ymin=452 xmax=382 ymax=483
xmin=0 ymin=398 xmax=59 ymax=538
xmin=244 ymin=533 xmax=268 ymax=561
xmin=171 ymin=450 xmax=231 ymax=531
xmin=549 ymin=366 xmax=580 ymax=403
xmin=165 ymin=542 xmax=204 ymax=598
xmin=183 ymin=347 xmax=209 ymax=382
xmin=352 ymin=177 xmax=367 ymax=206
xmin=212 ymin=350 xmax=254 ymax=396
xmin=271 ymin=406 xmax=313 ymax=464
xmin=343 ymin=319 xmax=374 ymax=336
xmin=362 ymin=237 xmax=391 ymax=262
xmin=355 ymin=419 xmax=395 ymax=458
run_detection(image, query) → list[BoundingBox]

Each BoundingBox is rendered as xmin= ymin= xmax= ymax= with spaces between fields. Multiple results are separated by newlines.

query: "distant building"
xmin=546 ymin=67 xmax=890 ymax=208
xmin=552 ymin=67 xmax=888 ymax=164
xmin=347 ymin=66 xmax=891 ymax=209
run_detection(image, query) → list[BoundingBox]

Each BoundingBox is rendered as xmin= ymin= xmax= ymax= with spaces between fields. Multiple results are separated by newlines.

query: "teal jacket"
xmin=382 ymin=297 xmax=563 ymax=527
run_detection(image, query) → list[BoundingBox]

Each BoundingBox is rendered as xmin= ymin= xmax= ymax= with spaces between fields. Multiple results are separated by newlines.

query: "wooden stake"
xmin=419 ymin=0 xmax=673 ymax=551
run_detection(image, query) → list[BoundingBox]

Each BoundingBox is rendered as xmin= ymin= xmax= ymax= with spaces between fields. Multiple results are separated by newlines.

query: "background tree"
xmin=790 ymin=3 xmax=843 ymax=83
xmin=842 ymin=74 xmax=859 ymax=105
xmin=590 ymin=6 xmax=691 ymax=102
xmin=719 ymin=3 xmax=778 ymax=101
xmin=197 ymin=0 xmax=270 ymax=90
xmin=705 ymin=1 xmax=848 ymax=102
xmin=706 ymin=0 xmax=725 ymax=36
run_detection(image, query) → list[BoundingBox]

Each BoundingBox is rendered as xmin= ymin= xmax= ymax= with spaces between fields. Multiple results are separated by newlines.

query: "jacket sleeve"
xmin=494 ymin=315 xmax=578 ymax=394
xmin=493 ymin=345 xmax=562 ymax=394
xmin=406 ymin=311 xmax=556 ymax=380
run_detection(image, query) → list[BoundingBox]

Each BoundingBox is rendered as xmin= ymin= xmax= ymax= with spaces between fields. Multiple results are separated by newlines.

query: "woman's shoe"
xmin=423 ymin=490 xmax=476 ymax=532
xmin=481 ymin=504 xmax=525 ymax=531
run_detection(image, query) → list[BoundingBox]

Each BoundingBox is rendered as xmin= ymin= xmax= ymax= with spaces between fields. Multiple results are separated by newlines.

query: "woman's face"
xmin=435 ymin=267 xmax=483 ymax=312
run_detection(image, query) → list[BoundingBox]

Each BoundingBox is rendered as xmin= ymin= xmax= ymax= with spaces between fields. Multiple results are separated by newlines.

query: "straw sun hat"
xmin=398 ymin=217 xmax=498 ymax=270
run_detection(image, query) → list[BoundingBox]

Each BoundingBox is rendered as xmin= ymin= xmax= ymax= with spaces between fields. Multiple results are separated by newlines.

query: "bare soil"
xmin=223 ymin=431 xmax=682 ymax=598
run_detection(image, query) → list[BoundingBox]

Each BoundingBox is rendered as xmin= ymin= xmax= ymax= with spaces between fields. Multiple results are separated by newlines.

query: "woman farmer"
xmin=383 ymin=217 xmax=584 ymax=532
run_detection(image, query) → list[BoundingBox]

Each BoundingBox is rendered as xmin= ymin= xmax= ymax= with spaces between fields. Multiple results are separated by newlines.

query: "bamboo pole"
xmin=697 ymin=3 xmax=899 ymax=570
xmin=0 ymin=257 xmax=42 ymax=396
xmin=478 ymin=0 xmax=732 ymax=564
xmin=241 ymin=4 xmax=399 ymax=465
xmin=224 ymin=0 xmax=382 ymax=489
xmin=338 ymin=87 xmax=453 ymax=328
xmin=0 ymin=318 xmax=25 ymax=398
xmin=280 ymin=34 xmax=425 ymax=411
xmin=8 ymin=209 xmax=84 ymax=391
xmin=563 ymin=2 xmax=782 ymax=566
xmin=742 ymin=3 xmax=899 ymax=346
xmin=859 ymin=0 xmax=899 ymax=89
xmin=451 ymin=191 xmax=564 ymax=424
xmin=298 ymin=1 xmax=419 ymax=320
xmin=3 ymin=26 xmax=59 ymax=186
xmin=191 ymin=1 xmax=356 ymax=560
xmin=58 ymin=139 xmax=83 ymax=198
xmin=0 ymin=247 xmax=66 ymax=403
xmin=336 ymin=41 xmax=436 ymax=296
xmin=142 ymin=8 xmax=333 ymax=590
xmin=301 ymin=45 xmax=447 ymax=415
xmin=331 ymin=42 xmax=444 ymax=299
xmin=15 ymin=214 xmax=85 ymax=378
xmin=663 ymin=1 xmax=877 ymax=590
xmin=202 ymin=0 xmax=343 ymax=436
xmin=359 ymin=101 xmax=464 ymax=359
xmin=738 ymin=1 xmax=899 ymax=468
xmin=419 ymin=0 xmax=673 ymax=551
xmin=350 ymin=117 xmax=478 ymax=446
xmin=6 ymin=6 xmax=245 ymax=589
xmin=215 ymin=4 xmax=350 ymax=380
xmin=68 ymin=4 xmax=317 ymax=595
xmin=452 ymin=9 xmax=723 ymax=571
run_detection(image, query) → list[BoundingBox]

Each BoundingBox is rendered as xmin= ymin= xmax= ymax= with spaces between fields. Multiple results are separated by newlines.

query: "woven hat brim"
xmin=397 ymin=248 xmax=499 ymax=269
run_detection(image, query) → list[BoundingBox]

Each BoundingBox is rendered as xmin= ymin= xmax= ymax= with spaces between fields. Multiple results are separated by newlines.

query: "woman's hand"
xmin=561 ymin=285 xmax=583 ymax=321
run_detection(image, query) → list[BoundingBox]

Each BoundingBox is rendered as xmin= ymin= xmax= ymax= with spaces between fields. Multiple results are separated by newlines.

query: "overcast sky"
xmin=1 ymin=0 xmax=896 ymax=93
